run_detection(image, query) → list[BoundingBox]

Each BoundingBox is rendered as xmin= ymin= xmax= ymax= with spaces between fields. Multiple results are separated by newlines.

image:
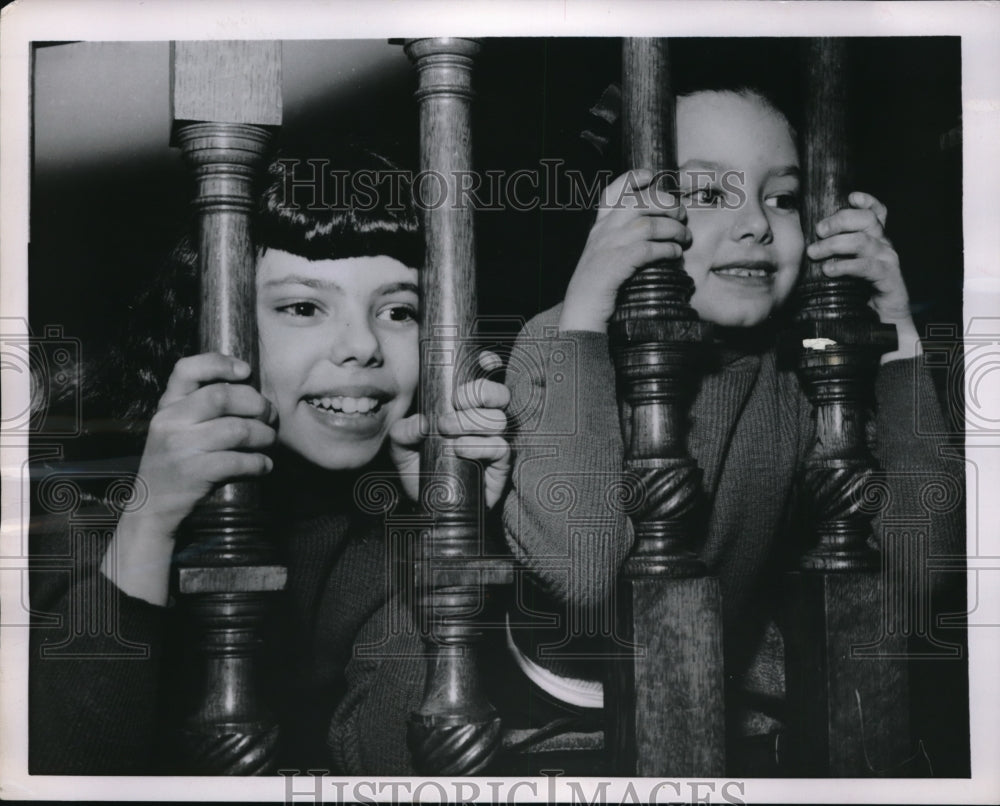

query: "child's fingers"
xmin=440 ymin=407 xmax=507 ymax=436
xmin=848 ymin=191 xmax=888 ymax=228
xmin=160 ymin=353 xmax=251 ymax=408
xmin=388 ymin=413 xmax=427 ymax=447
xmin=821 ymin=257 xmax=896 ymax=289
xmin=187 ymin=417 xmax=277 ymax=453
xmin=167 ymin=383 xmax=276 ymax=426
xmin=806 ymin=231 xmax=885 ymax=262
xmin=624 ymin=240 xmax=685 ymax=268
xmin=450 ymin=435 xmax=510 ymax=465
xmin=815 ymin=207 xmax=886 ymax=240
xmin=630 ymin=214 xmax=692 ymax=246
xmin=600 ymin=185 xmax=687 ymax=230
xmin=453 ymin=378 xmax=511 ymax=412
xmin=197 ymin=450 xmax=274 ymax=483
xmin=596 ymin=170 xmax=655 ymax=220
xmin=477 ymin=350 xmax=504 ymax=373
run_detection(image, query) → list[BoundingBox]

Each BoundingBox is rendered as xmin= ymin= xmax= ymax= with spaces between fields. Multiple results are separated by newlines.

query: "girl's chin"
xmin=278 ymin=434 xmax=385 ymax=473
xmin=697 ymin=305 xmax=776 ymax=328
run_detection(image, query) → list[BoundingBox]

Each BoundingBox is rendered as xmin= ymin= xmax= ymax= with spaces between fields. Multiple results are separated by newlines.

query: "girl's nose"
xmin=730 ymin=197 xmax=773 ymax=244
xmin=329 ymin=314 xmax=383 ymax=367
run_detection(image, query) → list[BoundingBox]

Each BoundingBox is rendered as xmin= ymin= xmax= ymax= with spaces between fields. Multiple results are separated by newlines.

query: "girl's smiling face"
xmin=676 ymin=91 xmax=804 ymax=327
xmin=256 ymin=251 xmax=420 ymax=471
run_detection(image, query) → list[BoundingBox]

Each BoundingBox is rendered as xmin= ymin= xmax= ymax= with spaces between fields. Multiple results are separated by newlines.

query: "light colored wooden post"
xmin=170 ymin=40 xmax=286 ymax=775
xmin=403 ymin=37 xmax=506 ymax=776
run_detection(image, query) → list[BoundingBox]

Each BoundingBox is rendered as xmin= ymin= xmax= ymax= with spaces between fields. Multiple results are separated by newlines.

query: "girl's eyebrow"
xmin=377 ymin=281 xmax=419 ymax=296
xmin=676 ymin=161 xmax=800 ymax=178
xmin=262 ymin=275 xmax=342 ymax=291
xmin=678 ymin=159 xmax=727 ymax=173
xmin=769 ymin=166 xmax=801 ymax=179
xmin=261 ymin=277 xmax=418 ymax=295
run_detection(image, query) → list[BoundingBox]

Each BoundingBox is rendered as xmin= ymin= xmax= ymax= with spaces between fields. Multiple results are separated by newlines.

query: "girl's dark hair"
xmin=57 ymin=144 xmax=421 ymax=446
xmin=255 ymin=150 xmax=421 ymax=266
xmin=671 ymin=38 xmax=803 ymax=135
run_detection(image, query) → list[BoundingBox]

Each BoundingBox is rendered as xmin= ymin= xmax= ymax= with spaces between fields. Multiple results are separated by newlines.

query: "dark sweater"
xmin=502 ymin=305 xmax=964 ymax=727
xmin=29 ymin=461 xmax=427 ymax=775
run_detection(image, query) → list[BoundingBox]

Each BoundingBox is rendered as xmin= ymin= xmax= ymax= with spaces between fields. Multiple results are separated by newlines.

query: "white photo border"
xmin=2 ymin=0 xmax=998 ymax=802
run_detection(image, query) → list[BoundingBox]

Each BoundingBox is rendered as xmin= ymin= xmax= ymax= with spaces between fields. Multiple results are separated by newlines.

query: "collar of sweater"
xmin=709 ymin=322 xmax=781 ymax=367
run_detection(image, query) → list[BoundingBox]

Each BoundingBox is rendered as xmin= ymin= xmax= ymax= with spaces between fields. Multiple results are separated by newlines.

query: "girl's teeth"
xmin=310 ymin=396 xmax=380 ymax=414
xmin=717 ymin=267 xmax=768 ymax=278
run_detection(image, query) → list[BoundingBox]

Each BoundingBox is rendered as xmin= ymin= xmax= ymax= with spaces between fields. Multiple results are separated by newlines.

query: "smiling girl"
xmin=30 ymin=147 xmax=510 ymax=774
xmin=503 ymin=87 xmax=961 ymax=773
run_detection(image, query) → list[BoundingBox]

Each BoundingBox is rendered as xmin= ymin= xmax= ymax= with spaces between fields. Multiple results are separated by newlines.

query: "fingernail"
xmin=815 ymin=222 xmax=827 ymax=237
xmin=263 ymin=456 xmax=274 ymax=472
xmin=233 ymin=359 xmax=251 ymax=376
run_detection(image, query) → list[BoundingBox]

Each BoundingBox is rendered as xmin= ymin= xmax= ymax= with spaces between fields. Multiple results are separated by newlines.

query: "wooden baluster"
xmin=606 ymin=38 xmax=726 ymax=776
xmin=782 ymin=38 xmax=910 ymax=776
xmin=169 ymin=41 xmax=286 ymax=775
xmin=403 ymin=37 xmax=504 ymax=775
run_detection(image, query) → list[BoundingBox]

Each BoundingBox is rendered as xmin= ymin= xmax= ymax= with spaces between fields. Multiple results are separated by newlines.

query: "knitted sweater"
xmin=29 ymin=461 xmax=427 ymax=775
xmin=501 ymin=305 xmax=964 ymax=721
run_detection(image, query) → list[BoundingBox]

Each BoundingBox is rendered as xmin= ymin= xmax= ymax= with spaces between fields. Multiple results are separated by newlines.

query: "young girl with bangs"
xmin=29 ymin=147 xmax=511 ymax=775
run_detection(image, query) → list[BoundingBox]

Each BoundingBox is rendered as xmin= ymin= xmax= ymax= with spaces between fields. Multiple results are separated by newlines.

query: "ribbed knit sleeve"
xmin=29 ymin=513 xmax=168 ymax=774
xmin=872 ymin=356 xmax=965 ymax=566
xmin=326 ymin=595 xmax=426 ymax=775
xmin=501 ymin=305 xmax=632 ymax=611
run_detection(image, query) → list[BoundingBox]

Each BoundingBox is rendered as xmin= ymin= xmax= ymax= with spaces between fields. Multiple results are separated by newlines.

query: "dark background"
xmin=30 ymin=37 xmax=963 ymax=368
xmin=27 ymin=37 xmax=969 ymax=776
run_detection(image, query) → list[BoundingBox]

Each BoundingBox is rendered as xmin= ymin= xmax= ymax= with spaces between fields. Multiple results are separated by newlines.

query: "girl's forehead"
xmin=256 ymin=250 xmax=419 ymax=290
xmin=676 ymin=91 xmax=798 ymax=170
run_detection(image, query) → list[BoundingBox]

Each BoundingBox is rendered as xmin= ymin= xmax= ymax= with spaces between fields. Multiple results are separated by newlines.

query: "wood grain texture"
xmin=403 ymin=37 xmax=503 ymax=776
xmin=784 ymin=572 xmax=911 ymax=776
xmin=171 ymin=41 xmax=282 ymax=126
xmin=170 ymin=42 xmax=284 ymax=775
xmin=783 ymin=39 xmax=911 ymax=777
xmin=610 ymin=576 xmax=726 ymax=776
xmin=793 ymin=38 xmax=895 ymax=570
xmin=606 ymin=38 xmax=725 ymax=777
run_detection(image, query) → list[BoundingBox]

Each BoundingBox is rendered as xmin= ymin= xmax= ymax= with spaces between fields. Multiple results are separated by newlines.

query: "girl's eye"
xmin=765 ymin=192 xmax=800 ymax=212
xmin=376 ymin=303 xmax=419 ymax=324
xmin=683 ymin=186 xmax=726 ymax=208
xmin=277 ymin=301 xmax=319 ymax=317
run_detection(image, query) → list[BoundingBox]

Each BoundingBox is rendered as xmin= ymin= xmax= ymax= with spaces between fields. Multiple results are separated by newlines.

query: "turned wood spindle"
xmin=170 ymin=41 xmax=286 ymax=775
xmin=403 ymin=37 xmax=502 ymax=776
xmin=793 ymin=39 xmax=898 ymax=571
xmin=783 ymin=38 xmax=910 ymax=776
xmin=606 ymin=37 xmax=725 ymax=777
